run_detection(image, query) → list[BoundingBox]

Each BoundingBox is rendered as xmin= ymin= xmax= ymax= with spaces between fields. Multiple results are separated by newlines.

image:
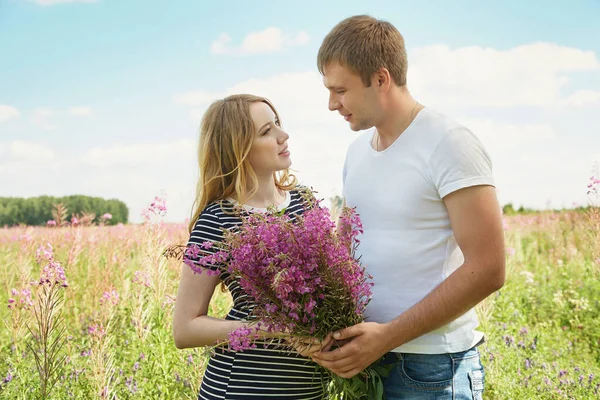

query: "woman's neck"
xmin=243 ymin=175 xmax=286 ymax=209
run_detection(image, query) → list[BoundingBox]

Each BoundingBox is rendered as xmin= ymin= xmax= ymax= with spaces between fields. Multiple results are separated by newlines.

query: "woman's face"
xmin=246 ymin=101 xmax=291 ymax=176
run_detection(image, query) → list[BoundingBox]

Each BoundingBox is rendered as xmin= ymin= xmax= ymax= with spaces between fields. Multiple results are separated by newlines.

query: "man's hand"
xmin=311 ymin=322 xmax=391 ymax=378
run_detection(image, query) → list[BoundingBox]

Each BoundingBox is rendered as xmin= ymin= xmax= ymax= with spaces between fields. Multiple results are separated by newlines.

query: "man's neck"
xmin=374 ymin=89 xmax=422 ymax=151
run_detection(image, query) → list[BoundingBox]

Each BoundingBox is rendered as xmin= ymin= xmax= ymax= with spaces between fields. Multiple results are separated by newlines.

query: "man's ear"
xmin=375 ymin=68 xmax=391 ymax=91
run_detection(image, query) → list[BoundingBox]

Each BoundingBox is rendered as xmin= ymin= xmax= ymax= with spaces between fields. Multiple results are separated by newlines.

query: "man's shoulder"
xmin=418 ymin=107 xmax=466 ymax=136
xmin=417 ymin=107 xmax=480 ymax=149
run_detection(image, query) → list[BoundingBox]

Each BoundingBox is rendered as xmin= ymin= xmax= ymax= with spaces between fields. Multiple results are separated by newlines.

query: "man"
xmin=311 ymin=15 xmax=506 ymax=399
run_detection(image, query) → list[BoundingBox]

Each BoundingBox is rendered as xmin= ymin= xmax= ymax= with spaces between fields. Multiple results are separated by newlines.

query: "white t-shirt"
xmin=342 ymin=106 xmax=495 ymax=354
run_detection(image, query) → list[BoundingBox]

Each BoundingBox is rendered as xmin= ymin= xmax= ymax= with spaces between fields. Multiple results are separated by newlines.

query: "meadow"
xmin=1 ymin=197 xmax=599 ymax=399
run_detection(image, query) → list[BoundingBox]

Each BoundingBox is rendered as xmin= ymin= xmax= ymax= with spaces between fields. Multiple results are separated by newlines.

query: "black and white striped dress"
xmin=186 ymin=188 xmax=327 ymax=400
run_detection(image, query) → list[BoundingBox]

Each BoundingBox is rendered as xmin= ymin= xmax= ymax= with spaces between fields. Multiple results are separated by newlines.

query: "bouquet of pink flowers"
xmin=174 ymin=192 xmax=389 ymax=399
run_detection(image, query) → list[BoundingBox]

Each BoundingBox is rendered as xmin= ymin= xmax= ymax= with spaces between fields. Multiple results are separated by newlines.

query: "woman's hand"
xmin=287 ymin=333 xmax=334 ymax=357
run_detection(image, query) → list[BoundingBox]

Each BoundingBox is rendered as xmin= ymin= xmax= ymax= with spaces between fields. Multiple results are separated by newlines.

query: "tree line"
xmin=0 ymin=195 xmax=129 ymax=226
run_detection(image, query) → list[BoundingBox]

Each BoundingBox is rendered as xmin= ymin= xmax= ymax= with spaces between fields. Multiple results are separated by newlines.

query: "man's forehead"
xmin=322 ymin=62 xmax=358 ymax=86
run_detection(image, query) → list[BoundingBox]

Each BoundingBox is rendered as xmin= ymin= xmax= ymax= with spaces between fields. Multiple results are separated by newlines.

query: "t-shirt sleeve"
xmin=428 ymin=126 xmax=495 ymax=199
xmin=185 ymin=208 xmax=226 ymax=273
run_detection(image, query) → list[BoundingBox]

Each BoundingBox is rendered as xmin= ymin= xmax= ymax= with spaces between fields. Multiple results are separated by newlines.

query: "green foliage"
xmin=0 ymin=195 xmax=129 ymax=226
xmin=0 ymin=209 xmax=599 ymax=399
xmin=477 ymin=211 xmax=600 ymax=399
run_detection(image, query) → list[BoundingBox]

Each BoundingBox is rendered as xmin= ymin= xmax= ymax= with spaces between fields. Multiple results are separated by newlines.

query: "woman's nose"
xmin=278 ymin=130 xmax=289 ymax=143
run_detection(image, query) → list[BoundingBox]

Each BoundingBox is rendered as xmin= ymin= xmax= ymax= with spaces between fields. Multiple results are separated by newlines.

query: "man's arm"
xmin=312 ymin=185 xmax=506 ymax=378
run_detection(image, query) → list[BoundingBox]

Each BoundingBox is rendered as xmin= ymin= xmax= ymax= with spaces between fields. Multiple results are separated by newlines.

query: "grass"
xmin=0 ymin=207 xmax=599 ymax=399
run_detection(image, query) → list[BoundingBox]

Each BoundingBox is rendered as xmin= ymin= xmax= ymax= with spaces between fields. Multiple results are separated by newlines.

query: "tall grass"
xmin=1 ymin=196 xmax=599 ymax=398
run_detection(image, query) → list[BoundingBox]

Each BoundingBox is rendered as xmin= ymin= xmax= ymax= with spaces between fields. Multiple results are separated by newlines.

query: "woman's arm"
xmin=172 ymin=263 xmax=245 ymax=349
xmin=172 ymin=262 xmax=290 ymax=349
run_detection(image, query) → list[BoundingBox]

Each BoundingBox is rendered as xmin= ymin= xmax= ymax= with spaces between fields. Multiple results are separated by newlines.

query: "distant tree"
xmin=0 ymin=195 xmax=129 ymax=226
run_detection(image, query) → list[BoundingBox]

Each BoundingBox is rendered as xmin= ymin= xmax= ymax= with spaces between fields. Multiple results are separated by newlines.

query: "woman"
xmin=173 ymin=94 xmax=326 ymax=400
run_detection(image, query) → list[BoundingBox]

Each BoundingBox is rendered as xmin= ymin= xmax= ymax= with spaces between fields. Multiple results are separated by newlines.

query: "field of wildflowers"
xmin=1 ymin=183 xmax=600 ymax=399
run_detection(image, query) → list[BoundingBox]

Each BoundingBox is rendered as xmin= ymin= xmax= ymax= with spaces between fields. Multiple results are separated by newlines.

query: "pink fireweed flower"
xmin=131 ymin=271 xmax=151 ymax=288
xmin=87 ymin=323 xmax=106 ymax=340
xmin=47 ymin=220 xmax=57 ymax=227
xmin=101 ymin=213 xmax=112 ymax=220
xmin=228 ymin=326 xmax=258 ymax=352
xmin=100 ymin=289 xmax=119 ymax=307
xmin=141 ymin=192 xmax=168 ymax=222
xmin=587 ymin=175 xmax=600 ymax=195
xmin=187 ymin=195 xmax=374 ymax=352
xmin=20 ymin=231 xmax=33 ymax=243
xmin=39 ymin=261 xmax=68 ymax=288
xmin=36 ymin=243 xmax=54 ymax=263
xmin=7 ymin=288 xmax=34 ymax=310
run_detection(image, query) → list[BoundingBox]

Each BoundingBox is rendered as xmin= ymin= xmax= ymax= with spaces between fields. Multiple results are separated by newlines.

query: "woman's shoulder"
xmin=191 ymin=200 xmax=239 ymax=231
xmin=287 ymin=185 xmax=320 ymax=211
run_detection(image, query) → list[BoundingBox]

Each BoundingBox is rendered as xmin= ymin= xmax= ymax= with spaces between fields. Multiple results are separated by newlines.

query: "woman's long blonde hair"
xmin=188 ymin=94 xmax=297 ymax=233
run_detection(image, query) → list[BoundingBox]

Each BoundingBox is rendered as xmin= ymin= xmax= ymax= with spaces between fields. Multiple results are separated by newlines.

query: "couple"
xmin=173 ymin=15 xmax=506 ymax=400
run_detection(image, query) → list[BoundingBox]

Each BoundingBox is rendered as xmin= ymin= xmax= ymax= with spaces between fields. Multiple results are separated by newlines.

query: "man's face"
xmin=322 ymin=62 xmax=380 ymax=132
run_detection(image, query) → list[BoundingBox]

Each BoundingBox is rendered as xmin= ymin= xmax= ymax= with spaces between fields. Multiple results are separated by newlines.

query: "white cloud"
xmin=560 ymin=90 xmax=600 ymax=107
xmin=0 ymin=105 xmax=20 ymax=122
xmin=82 ymin=139 xmax=196 ymax=168
xmin=5 ymin=41 xmax=599 ymax=224
xmin=32 ymin=0 xmax=99 ymax=5
xmin=210 ymin=27 xmax=310 ymax=55
xmin=409 ymin=42 xmax=600 ymax=108
xmin=210 ymin=33 xmax=232 ymax=55
xmin=0 ymin=140 xmax=55 ymax=163
xmin=0 ymin=139 xmax=196 ymax=223
xmin=68 ymin=106 xmax=93 ymax=116
xmin=457 ymin=118 xmax=555 ymax=152
xmin=32 ymin=108 xmax=57 ymax=130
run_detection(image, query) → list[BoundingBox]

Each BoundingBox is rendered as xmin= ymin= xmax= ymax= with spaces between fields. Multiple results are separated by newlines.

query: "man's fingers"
xmin=312 ymin=354 xmax=355 ymax=371
xmin=313 ymin=337 xmax=358 ymax=361
xmin=332 ymin=324 xmax=363 ymax=341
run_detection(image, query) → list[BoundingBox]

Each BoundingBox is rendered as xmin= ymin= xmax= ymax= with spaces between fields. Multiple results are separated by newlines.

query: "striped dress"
xmin=186 ymin=188 xmax=327 ymax=400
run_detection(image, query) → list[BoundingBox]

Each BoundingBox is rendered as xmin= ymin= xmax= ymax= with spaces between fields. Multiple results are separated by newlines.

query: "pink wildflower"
xmin=7 ymin=288 xmax=34 ymax=310
xmin=100 ymin=289 xmax=119 ymax=307
xmin=88 ymin=323 xmax=106 ymax=340
xmin=39 ymin=261 xmax=68 ymax=288
xmin=36 ymin=243 xmax=54 ymax=263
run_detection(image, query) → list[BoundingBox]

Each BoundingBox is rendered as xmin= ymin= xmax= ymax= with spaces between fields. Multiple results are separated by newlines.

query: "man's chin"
xmin=349 ymin=122 xmax=370 ymax=132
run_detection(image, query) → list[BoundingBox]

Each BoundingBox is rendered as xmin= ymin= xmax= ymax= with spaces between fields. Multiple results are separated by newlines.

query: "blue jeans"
xmin=379 ymin=346 xmax=485 ymax=400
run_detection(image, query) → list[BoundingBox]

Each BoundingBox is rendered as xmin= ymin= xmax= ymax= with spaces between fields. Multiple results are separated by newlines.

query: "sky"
xmin=1 ymin=0 xmax=600 ymax=223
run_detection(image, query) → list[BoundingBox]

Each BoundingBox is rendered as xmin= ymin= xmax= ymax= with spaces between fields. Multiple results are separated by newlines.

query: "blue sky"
xmin=2 ymin=0 xmax=600 ymax=222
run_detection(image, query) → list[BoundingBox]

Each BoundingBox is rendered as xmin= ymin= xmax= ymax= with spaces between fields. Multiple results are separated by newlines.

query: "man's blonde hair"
xmin=317 ymin=15 xmax=408 ymax=87
xmin=188 ymin=94 xmax=297 ymax=233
